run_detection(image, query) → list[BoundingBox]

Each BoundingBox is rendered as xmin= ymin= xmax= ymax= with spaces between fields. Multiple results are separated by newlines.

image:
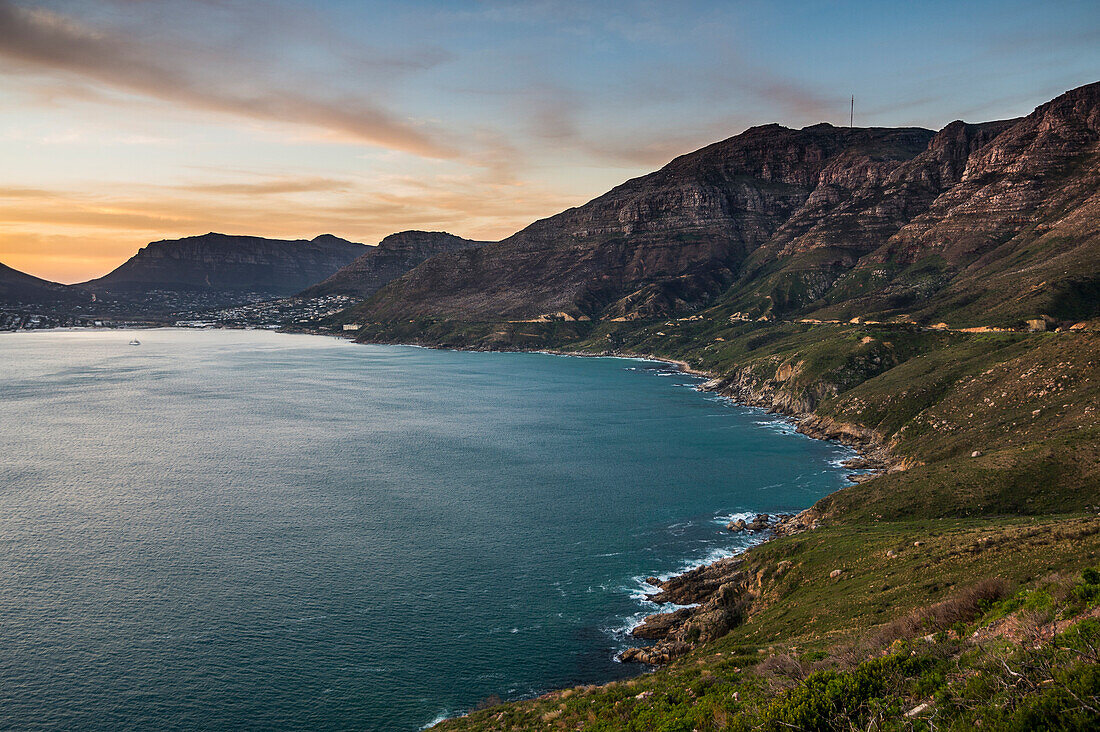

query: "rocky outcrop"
xmin=728 ymin=514 xmax=773 ymax=532
xmin=299 ymin=230 xmax=487 ymax=299
xmin=81 ymin=233 xmax=366 ymax=295
xmin=621 ymin=554 xmax=798 ymax=665
xmin=631 ymin=607 xmax=695 ymax=640
xmin=647 ymin=556 xmax=746 ymax=606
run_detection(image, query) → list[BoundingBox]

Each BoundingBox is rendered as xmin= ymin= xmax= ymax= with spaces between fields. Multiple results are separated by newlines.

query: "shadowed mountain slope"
xmin=0 ymin=262 xmax=80 ymax=305
xmin=299 ymin=230 xmax=487 ymax=299
xmin=81 ymin=233 xmax=366 ymax=296
xmin=356 ymin=124 xmax=935 ymax=322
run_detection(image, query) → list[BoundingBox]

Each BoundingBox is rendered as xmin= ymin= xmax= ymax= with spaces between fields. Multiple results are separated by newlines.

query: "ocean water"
xmin=0 ymin=329 xmax=853 ymax=731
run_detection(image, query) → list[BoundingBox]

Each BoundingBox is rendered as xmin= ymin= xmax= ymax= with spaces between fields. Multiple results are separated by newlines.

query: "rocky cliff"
xmin=81 ymin=233 xmax=365 ymax=295
xmin=347 ymin=81 xmax=1100 ymax=331
xmin=299 ymin=231 xmax=487 ymax=298
xmin=359 ymin=125 xmax=935 ymax=322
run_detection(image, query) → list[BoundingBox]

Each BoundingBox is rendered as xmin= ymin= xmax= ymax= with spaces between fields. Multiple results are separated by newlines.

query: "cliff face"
xmin=727 ymin=119 xmax=1015 ymax=314
xmin=847 ymin=82 xmax=1100 ymax=324
xmin=350 ymin=81 xmax=1100 ymax=329
xmin=360 ymin=125 xmax=935 ymax=321
xmin=299 ymin=231 xmax=487 ymax=298
xmin=81 ymin=233 xmax=365 ymax=295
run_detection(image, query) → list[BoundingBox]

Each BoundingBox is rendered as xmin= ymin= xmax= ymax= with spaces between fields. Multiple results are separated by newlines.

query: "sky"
xmin=0 ymin=0 xmax=1097 ymax=283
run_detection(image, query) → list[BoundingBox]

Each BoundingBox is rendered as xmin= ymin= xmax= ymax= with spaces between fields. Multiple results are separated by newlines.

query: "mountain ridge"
xmin=343 ymin=81 xmax=1099 ymax=331
xmin=0 ymin=261 xmax=83 ymax=305
xmin=80 ymin=232 xmax=366 ymax=296
xmin=299 ymin=230 xmax=488 ymax=299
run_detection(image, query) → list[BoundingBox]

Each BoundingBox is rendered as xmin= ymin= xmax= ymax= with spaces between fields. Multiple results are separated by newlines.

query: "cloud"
xmin=740 ymin=76 xmax=841 ymax=121
xmin=0 ymin=1 xmax=455 ymax=157
xmin=181 ymin=177 xmax=352 ymax=195
xmin=0 ymin=186 xmax=60 ymax=198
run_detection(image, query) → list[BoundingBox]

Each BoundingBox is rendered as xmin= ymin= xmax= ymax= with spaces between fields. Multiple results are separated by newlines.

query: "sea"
xmin=0 ymin=329 xmax=854 ymax=730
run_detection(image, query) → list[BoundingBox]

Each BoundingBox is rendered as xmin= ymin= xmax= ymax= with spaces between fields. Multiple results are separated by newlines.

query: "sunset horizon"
xmin=2 ymin=0 xmax=1098 ymax=283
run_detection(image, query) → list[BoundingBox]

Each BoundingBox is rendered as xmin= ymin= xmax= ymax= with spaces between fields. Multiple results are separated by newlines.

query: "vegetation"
xmin=440 ymin=563 xmax=1100 ymax=731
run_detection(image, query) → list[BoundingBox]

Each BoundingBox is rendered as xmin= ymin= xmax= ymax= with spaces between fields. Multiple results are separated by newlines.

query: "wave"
xmin=603 ymin=511 xmax=775 ymax=656
xmin=420 ymin=710 xmax=452 ymax=730
xmin=826 ymin=449 xmax=861 ymax=469
xmin=751 ymin=419 xmax=799 ymax=436
xmin=604 ymin=608 xmax=653 ymax=638
xmin=713 ymin=511 xmax=755 ymax=526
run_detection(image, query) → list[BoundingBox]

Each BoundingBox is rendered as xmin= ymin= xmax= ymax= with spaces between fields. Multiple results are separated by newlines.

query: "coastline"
xmin=284 ymin=329 xmax=898 ymax=673
xmin=337 ymin=336 xmax=899 ymax=673
xmin=285 ymin=326 xmax=896 ymax=678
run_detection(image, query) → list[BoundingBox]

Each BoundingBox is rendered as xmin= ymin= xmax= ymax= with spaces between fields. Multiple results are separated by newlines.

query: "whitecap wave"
xmin=826 ymin=449 xmax=860 ymax=469
xmin=752 ymin=419 xmax=798 ymax=436
xmin=604 ymin=609 xmax=652 ymax=638
xmin=713 ymin=511 xmax=755 ymax=525
xmin=420 ymin=710 xmax=452 ymax=729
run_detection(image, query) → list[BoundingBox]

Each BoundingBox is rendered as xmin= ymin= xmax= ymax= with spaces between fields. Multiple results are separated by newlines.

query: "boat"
xmin=129 ymin=338 xmax=141 ymax=346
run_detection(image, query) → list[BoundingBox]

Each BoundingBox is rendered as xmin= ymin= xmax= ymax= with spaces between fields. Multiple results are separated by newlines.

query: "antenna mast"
xmin=850 ymin=95 xmax=854 ymax=128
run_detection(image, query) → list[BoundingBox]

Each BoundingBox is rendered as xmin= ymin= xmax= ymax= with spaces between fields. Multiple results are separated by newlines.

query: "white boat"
xmin=129 ymin=338 xmax=141 ymax=346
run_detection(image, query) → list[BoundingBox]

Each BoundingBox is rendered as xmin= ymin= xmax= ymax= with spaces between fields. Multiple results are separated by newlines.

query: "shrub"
xmin=760 ymin=652 xmax=929 ymax=731
xmin=1072 ymin=567 xmax=1100 ymax=605
xmin=872 ymin=577 xmax=1010 ymax=645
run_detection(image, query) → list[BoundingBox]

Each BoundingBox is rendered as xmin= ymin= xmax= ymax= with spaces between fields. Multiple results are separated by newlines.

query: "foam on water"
xmin=420 ymin=710 xmax=452 ymax=730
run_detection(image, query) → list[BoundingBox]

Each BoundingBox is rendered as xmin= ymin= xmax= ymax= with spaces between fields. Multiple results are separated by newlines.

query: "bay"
xmin=0 ymin=329 xmax=852 ymax=730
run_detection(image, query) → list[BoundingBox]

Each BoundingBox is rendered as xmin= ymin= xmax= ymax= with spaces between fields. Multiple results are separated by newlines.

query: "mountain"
xmin=80 ymin=233 xmax=366 ymax=295
xmin=348 ymin=81 xmax=1100 ymax=331
xmin=299 ymin=230 xmax=487 ymax=299
xmin=357 ymin=124 xmax=936 ymax=322
xmin=0 ymin=261 xmax=79 ymax=305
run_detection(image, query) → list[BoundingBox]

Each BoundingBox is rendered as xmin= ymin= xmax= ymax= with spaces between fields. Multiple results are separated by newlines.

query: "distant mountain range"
xmin=0 ymin=262 xmax=84 ymax=306
xmin=0 ymin=231 xmax=486 ymax=313
xmin=4 ymin=81 xmax=1097 ymax=332
xmin=77 ymin=233 xmax=366 ymax=296
xmin=345 ymin=81 xmax=1099 ymax=332
xmin=299 ymin=231 xmax=487 ymax=299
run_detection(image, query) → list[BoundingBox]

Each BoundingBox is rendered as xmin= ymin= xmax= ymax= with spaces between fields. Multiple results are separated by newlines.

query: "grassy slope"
xmin=350 ymin=311 xmax=1099 ymax=730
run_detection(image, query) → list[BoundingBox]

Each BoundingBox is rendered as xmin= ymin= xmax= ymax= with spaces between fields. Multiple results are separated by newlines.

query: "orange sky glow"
xmin=2 ymin=0 xmax=1097 ymax=283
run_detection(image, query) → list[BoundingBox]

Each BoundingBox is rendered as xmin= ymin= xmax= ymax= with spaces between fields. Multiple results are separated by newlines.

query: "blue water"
xmin=0 ymin=329 xmax=852 ymax=731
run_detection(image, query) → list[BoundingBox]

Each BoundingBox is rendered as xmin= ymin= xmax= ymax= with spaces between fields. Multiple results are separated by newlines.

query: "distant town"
xmin=0 ymin=294 xmax=355 ymax=333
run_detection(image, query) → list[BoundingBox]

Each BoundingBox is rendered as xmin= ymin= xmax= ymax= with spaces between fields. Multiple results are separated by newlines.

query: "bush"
xmin=872 ymin=577 xmax=1010 ymax=645
xmin=760 ymin=652 xmax=929 ymax=731
xmin=1072 ymin=567 xmax=1100 ymax=605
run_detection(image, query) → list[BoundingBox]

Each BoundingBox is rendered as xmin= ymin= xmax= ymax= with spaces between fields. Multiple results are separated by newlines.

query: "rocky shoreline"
xmin=327 ymin=334 xmax=901 ymax=669
xmin=617 ymin=513 xmax=809 ymax=666
xmin=534 ymin=351 xmax=906 ymax=667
